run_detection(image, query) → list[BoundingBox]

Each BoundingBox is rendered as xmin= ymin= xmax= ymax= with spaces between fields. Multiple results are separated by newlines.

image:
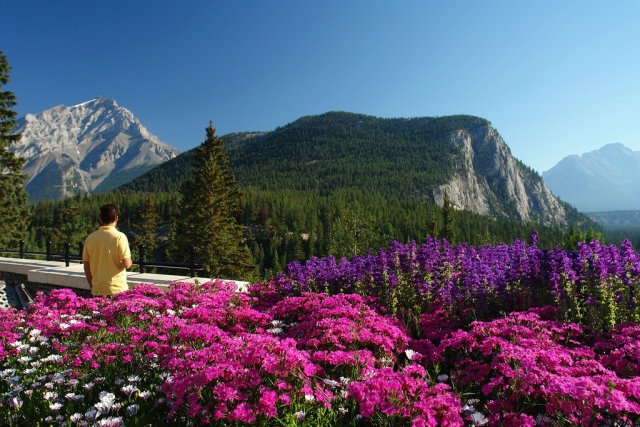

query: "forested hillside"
xmin=123 ymin=112 xmax=485 ymax=194
xmin=26 ymin=113 xmax=597 ymax=278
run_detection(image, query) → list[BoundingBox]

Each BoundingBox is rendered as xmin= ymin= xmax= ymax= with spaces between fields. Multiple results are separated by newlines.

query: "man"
xmin=83 ymin=204 xmax=132 ymax=296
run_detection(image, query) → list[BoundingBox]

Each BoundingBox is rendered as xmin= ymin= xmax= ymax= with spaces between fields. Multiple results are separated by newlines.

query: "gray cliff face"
xmin=431 ymin=125 xmax=568 ymax=226
xmin=12 ymin=97 xmax=179 ymax=201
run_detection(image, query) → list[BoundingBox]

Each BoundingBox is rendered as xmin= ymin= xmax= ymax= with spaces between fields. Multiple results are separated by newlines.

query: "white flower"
xmin=96 ymin=416 xmax=123 ymax=427
xmin=24 ymin=390 xmax=33 ymax=397
xmin=339 ymin=376 xmax=351 ymax=385
xmin=30 ymin=361 xmax=43 ymax=369
xmin=295 ymin=411 xmax=306 ymax=421
xmin=0 ymin=369 xmax=16 ymax=378
xmin=49 ymin=402 xmax=63 ymax=411
xmin=23 ymin=368 xmax=36 ymax=375
xmin=29 ymin=329 xmax=42 ymax=337
xmin=99 ymin=391 xmax=116 ymax=403
xmin=266 ymin=327 xmax=283 ymax=334
xmin=8 ymin=396 xmax=23 ymax=409
xmin=471 ymin=412 xmax=488 ymax=426
xmin=304 ymin=394 xmax=315 ymax=402
xmin=404 ymin=349 xmax=418 ymax=360
xmin=462 ymin=404 xmax=475 ymax=414
xmin=28 ymin=346 xmax=39 ymax=355
xmin=85 ymin=408 xmax=98 ymax=421
xmin=65 ymin=392 xmax=79 ymax=400
xmin=270 ymin=320 xmax=284 ymax=326
xmin=42 ymin=354 xmax=63 ymax=363
xmin=43 ymin=391 xmax=58 ymax=401
xmin=83 ymin=382 xmax=95 ymax=390
xmin=70 ymin=413 xmax=83 ymax=422
xmin=44 ymin=382 xmax=54 ymax=389
xmin=59 ymin=323 xmax=70 ymax=330
xmin=127 ymin=375 xmax=141 ymax=383
xmin=338 ymin=407 xmax=348 ymax=415
xmin=121 ymin=385 xmax=138 ymax=396
xmin=18 ymin=356 xmax=32 ymax=363
xmin=95 ymin=401 xmax=112 ymax=414
xmin=139 ymin=390 xmax=152 ymax=400
xmin=321 ymin=378 xmax=340 ymax=388
xmin=437 ymin=374 xmax=449 ymax=382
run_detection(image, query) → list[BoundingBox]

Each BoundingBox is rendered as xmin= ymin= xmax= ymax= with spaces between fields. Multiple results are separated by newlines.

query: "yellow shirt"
xmin=83 ymin=226 xmax=131 ymax=295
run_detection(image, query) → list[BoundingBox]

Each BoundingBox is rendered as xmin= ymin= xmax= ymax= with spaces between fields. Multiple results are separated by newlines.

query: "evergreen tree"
xmin=328 ymin=207 xmax=379 ymax=258
xmin=0 ymin=51 xmax=29 ymax=249
xmin=441 ymin=190 xmax=454 ymax=242
xmin=132 ymin=195 xmax=160 ymax=260
xmin=172 ymin=122 xmax=255 ymax=279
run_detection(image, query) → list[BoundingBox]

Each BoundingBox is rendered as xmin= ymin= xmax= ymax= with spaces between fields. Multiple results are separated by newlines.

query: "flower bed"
xmin=1 ymin=236 xmax=640 ymax=425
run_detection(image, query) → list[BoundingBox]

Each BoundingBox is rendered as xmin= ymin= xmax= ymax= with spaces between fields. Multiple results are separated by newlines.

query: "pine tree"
xmin=172 ymin=122 xmax=255 ymax=278
xmin=0 ymin=51 xmax=29 ymax=249
xmin=441 ymin=190 xmax=454 ymax=242
xmin=132 ymin=194 xmax=160 ymax=259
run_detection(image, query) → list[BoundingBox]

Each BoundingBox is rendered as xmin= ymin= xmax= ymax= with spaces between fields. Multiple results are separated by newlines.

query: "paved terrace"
xmin=0 ymin=256 xmax=249 ymax=309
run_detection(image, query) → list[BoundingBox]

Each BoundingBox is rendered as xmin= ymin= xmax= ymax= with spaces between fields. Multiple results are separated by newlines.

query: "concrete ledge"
xmin=0 ymin=257 xmax=249 ymax=294
xmin=0 ymin=258 xmax=66 ymax=275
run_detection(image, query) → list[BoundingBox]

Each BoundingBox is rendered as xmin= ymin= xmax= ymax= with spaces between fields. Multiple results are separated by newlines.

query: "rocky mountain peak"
xmin=12 ymin=98 xmax=179 ymax=201
xmin=432 ymin=123 xmax=569 ymax=226
xmin=544 ymin=143 xmax=640 ymax=212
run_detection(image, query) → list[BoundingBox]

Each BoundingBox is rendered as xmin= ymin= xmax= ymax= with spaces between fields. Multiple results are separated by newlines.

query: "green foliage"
xmin=23 ymin=112 xmax=603 ymax=278
xmin=440 ymin=190 xmax=454 ymax=241
xmin=328 ymin=207 xmax=383 ymax=259
xmin=561 ymin=227 xmax=603 ymax=251
xmin=0 ymin=51 xmax=29 ymax=249
xmin=171 ymin=123 xmax=255 ymax=279
xmin=130 ymin=195 xmax=161 ymax=261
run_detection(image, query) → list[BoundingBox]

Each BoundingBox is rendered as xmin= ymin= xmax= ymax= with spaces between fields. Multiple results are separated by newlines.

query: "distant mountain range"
xmin=543 ymin=143 xmax=640 ymax=212
xmin=586 ymin=210 xmax=640 ymax=229
xmin=121 ymin=112 xmax=583 ymax=227
xmin=12 ymin=97 xmax=179 ymax=201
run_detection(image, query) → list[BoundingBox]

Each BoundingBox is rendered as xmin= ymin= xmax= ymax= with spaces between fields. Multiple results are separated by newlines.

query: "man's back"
xmin=83 ymin=225 xmax=130 ymax=295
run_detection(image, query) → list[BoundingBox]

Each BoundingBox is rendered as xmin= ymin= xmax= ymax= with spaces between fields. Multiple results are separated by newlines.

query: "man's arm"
xmin=83 ymin=261 xmax=92 ymax=290
xmin=121 ymin=258 xmax=133 ymax=269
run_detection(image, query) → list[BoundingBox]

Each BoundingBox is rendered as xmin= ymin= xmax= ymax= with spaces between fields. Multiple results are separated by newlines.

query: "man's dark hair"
xmin=100 ymin=204 xmax=119 ymax=224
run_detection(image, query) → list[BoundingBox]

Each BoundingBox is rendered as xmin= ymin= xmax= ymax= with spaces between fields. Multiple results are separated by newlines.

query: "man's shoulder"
xmin=85 ymin=229 xmax=101 ymax=242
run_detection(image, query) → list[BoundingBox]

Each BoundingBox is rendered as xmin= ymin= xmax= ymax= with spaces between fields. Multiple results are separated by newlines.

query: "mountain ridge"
xmin=121 ymin=111 xmax=581 ymax=227
xmin=543 ymin=143 xmax=640 ymax=212
xmin=12 ymin=97 xmax=179 ymax=201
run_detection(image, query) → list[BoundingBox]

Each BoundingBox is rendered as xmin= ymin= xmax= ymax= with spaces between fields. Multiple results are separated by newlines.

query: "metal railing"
xmin=0 ymin=240 xmax=202 ymax=278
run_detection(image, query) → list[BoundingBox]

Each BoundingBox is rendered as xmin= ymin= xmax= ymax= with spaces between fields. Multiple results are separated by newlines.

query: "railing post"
xmin=19 ymin=240 xmax=24 ymax=259
xmin=79 ymin=242 xmax=84 ymax=258
xmin=189 ymin=245 xmax=196 ymax=278
xmin=64 ymin=242 xmax=71 ymax=267
xmin=139 ymin=244 xmax=146 ymax=274
xmin=46 ymin=240 xmax=52 ymax=262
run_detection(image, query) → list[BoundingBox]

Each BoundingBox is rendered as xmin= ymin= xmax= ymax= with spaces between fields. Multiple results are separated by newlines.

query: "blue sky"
xmin=2 ymin=0 xmax=640 ymax=172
